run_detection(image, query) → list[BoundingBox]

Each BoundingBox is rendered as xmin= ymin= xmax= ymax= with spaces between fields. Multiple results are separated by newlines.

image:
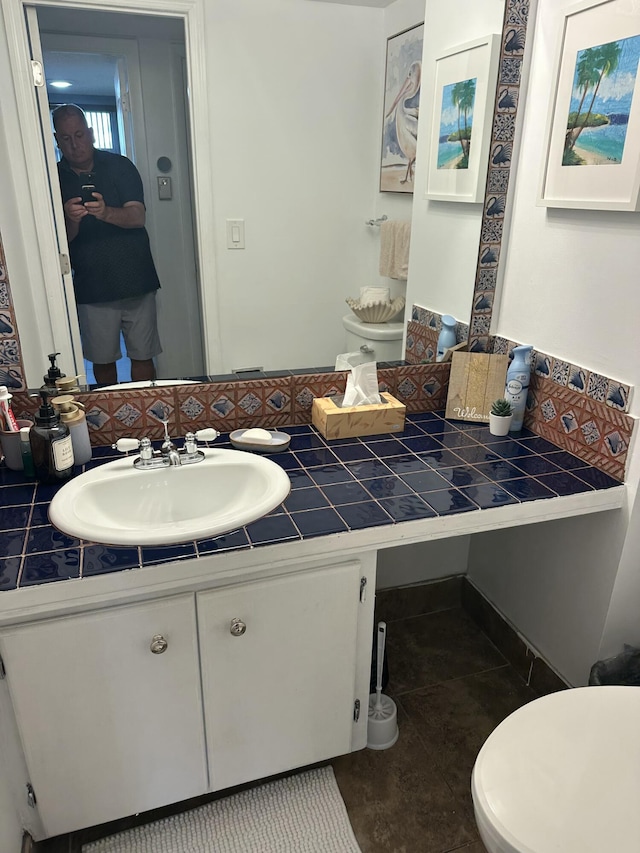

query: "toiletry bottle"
xmin=41 ymin=352 xmax=66 ymax=396
xmin=504 ymin=345 xmax=532 ymax=432
xmin=29 ymin=391 xmax=74 ymax=484
xmin=0 ymin=385 xmax=19 ymax=431
xmin=436 ymin=315 xmax=457 ymax=362
xmin=19 ymin=427 xmax=35 ymax=478
xmin=51 ymin=395 xmax=92 ymax=466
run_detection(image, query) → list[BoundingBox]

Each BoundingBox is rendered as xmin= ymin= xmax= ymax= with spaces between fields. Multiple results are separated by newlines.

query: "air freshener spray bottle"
xmin=504 ymin=345 xmax=532 ymax=432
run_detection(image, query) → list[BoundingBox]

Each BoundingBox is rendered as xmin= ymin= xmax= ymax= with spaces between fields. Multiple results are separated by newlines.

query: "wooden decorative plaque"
xmin=445 ymin=352 xmax=509 ymax=423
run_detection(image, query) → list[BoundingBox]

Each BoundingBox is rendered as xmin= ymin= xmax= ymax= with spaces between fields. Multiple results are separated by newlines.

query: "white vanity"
xmin=0 ymin=453 xmax=625 ymax=842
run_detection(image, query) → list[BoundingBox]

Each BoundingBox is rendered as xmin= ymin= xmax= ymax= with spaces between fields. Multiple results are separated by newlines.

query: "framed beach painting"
xmin=380 ymin=22 xmax=424 ymax=194
xmin=425 ymin=34 xmax=501 ymax=203
xmin=540 ymin=0 xmax=640 ymax=210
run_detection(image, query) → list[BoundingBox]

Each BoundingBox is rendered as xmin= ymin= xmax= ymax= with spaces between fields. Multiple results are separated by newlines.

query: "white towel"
xmin=379 ymin=220 xmax=411 ymax=280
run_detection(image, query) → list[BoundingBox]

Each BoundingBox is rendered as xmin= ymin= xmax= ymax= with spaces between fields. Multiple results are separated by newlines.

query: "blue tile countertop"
xmin=0 ymin=411 xmax=623 ymax=592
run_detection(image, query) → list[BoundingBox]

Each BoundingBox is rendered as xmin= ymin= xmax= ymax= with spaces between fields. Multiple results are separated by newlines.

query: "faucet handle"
xmin=112 ymin=438 xmax=141 ymax=453
xmin=194 ymin=428 xmax=220 ymax=443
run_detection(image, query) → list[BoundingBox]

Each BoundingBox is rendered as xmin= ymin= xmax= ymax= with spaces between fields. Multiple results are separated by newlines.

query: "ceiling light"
xmin=50 ymin=80 xmax=72 ymax=89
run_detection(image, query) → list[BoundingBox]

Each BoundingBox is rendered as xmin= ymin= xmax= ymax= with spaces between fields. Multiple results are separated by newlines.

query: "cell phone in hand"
xmin=80 ymin=173 xmax=97 ymax=204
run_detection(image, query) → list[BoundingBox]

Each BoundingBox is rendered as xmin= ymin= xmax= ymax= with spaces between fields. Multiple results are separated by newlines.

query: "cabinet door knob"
xmin=230 ymin=618 xmax=246 ymax=636
xmin=150 ymin=634 xmax=168 ymax=654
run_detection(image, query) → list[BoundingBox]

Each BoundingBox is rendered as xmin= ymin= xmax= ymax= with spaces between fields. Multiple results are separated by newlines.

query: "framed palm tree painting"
xmin=540 ymin=0 xmax=640 ymax=210
xmin=426 ymin=35 xmax=501 ymax=203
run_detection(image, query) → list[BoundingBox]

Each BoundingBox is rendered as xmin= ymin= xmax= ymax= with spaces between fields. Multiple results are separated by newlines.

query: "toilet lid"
xmin=472 ymin=686 xmax=640 ymax=853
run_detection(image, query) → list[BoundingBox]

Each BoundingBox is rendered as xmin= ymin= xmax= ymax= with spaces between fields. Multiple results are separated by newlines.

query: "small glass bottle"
xmin=19 ymin=427 xmax=35 ymax=478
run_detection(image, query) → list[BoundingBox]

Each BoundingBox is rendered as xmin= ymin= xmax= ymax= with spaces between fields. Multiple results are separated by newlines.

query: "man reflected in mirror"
xmin=52 ymin=104 xmax=161 ymax=386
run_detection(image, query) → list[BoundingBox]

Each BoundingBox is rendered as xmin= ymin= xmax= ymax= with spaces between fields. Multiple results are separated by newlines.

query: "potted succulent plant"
xmin=489 ymin=398 xmax=513 ymax=436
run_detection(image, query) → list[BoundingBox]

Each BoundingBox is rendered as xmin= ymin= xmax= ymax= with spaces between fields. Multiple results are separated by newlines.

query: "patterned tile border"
xmin=0 ymin=237 xmax=25 ymax=392
xmin=526 ymin=376 xmax=634 ymax=482
xmin=468 ymin=0 xmax=531 ymax=354
xmin=406 ymin=305 xmax=468 ymax=366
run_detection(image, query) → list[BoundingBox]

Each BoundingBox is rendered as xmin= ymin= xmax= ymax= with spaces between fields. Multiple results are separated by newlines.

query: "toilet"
xmin=471 ymin=685 xmax=640 ymax=853
xmin=341 ymin=314 xmax=404 ymax=365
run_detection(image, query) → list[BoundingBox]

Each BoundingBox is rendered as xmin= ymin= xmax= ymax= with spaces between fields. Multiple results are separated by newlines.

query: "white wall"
xmin=377 ymin=535 xmax=470 ymax=588
xmin=406 ymin=0 xmax=505 ymax=325
xmin=468 ymin=0 xmax=640 ymax=685
xmin=203 ymin=0 xmax=386 ymax=372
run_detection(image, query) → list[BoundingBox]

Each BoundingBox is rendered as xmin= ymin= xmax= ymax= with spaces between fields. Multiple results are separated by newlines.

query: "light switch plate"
xmin=226 ymin=218 xmax=245 ymax=249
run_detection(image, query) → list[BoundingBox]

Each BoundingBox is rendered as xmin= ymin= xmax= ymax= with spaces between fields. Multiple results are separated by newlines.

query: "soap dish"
xmin=229 ymin=429 xmax=291 ymax=453
xmin=345 ymin=296 xmax=405 ymax=324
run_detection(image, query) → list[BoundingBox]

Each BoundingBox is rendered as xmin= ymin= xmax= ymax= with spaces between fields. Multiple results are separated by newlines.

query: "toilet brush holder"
xmin=366 ymin=621 xmax=399 ymax=750
xmin=367 ymin=692 xmax=399 ymax=750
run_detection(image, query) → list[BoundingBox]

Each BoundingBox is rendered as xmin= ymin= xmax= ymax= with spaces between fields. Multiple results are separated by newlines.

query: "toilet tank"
xmin=342 ymin=315 xmax=404 ymax=364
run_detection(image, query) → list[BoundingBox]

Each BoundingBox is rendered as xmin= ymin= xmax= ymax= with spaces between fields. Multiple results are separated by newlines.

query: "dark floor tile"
xmin=400 ymin=667 xmax=536 ymax=808
xmin=386 ymin=608 xmax=507 ymax=693
xmin=375 ymin=577 xmax=463 ymax=623
xmin=332 ymin=710 xmax=477 ymax=853
xmin=461 ymin=580 xmax=530 ymax=682
xmin=529 ymin=657 xmax=569 ymax=696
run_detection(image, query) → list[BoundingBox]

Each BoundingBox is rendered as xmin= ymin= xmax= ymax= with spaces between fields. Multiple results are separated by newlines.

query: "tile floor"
xmin=33 ymin=579 xmax=543 ymax=853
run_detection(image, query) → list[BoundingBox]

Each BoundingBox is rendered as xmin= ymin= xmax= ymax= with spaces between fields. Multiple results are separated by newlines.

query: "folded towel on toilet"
xmin=379 ymin=220 xmax=411 ymax=280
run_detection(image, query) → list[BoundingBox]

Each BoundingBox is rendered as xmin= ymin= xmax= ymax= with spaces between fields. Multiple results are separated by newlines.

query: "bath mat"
xmin=82 ymin=766 xmax=362 ymax=853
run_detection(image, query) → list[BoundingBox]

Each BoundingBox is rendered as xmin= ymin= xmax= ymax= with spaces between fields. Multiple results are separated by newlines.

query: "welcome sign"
xmin=445 ymin=352 xmax=509 ymax=423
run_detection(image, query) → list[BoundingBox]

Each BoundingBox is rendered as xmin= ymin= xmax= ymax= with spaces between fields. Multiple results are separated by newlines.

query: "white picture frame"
xmin=425 ymin=34 xmax=501 ymax=203
xmin=539 ymin=0 xmax=640 ymax=211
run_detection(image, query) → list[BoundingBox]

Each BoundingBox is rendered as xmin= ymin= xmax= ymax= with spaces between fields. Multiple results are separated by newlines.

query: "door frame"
xmin=1 ymin=0 xmax=222 ymax=379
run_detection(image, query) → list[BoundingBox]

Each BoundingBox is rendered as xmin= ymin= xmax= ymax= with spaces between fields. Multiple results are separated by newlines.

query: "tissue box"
xmin=311 ymin=393 xmax=406 ymax=440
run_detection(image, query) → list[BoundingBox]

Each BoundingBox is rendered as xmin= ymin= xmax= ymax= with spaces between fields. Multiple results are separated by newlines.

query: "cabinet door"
xmin=198 ymin=563 xmax=362 ymax=791
xmin=0 ymin=594 xmax=207 ymax=837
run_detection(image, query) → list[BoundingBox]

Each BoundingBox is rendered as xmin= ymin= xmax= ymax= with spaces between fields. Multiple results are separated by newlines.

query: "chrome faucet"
xmin=112 ymin=427 xmax=220 ymax=469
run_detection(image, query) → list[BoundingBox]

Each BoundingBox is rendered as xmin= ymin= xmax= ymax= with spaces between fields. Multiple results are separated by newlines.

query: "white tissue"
xmin=359 ymin=286 xmax=390 ymax=306
xmin=335 ymin=352 xmax=381 ymax=407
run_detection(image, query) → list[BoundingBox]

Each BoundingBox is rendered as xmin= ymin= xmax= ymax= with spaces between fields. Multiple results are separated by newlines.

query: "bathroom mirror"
xmin=4 ymin=0 xmax=512 ymax=390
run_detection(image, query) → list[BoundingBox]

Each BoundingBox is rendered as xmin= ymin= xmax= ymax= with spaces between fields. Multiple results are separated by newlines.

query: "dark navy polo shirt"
xmin=57 ymin=149 xmax=160 ymax=304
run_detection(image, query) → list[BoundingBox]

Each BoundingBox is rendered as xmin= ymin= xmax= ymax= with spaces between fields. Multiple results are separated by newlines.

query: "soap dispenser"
xmin=29 ymin=390 xmax=75 ymax=484
xmin=51 ymin=394 xmax=92 ymax=465
xmin=42 ymin=353 xmax=66 ymax=396
xmin=504 ymin=345 xmax=533 ymax=432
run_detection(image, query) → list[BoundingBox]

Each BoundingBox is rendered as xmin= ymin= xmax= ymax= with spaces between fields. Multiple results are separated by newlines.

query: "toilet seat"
xmin=471 ymin=686 xmax=640 ymax=853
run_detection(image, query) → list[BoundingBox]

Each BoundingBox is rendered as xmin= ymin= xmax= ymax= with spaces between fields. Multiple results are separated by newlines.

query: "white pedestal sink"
xmin=49 ymin=448 xmax=291 ymax=546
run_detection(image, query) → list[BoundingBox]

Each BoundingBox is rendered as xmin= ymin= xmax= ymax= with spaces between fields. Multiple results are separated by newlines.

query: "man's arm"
xmin=84 ymin=197 xmax=145 ymax=228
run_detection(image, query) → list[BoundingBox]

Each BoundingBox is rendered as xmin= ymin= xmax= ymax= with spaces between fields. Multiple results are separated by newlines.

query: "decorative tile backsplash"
xmin=406 ymin=304 xmax=468 ymax=366
xmin=491 ymin=335 xmax=634 ymax=482
xmin=0 ymin=237 xmax=25 ymax=392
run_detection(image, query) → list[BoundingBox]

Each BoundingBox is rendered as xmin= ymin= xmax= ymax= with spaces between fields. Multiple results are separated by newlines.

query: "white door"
xmin=197 ymin=563 xmax=362 ymax=792
xmin=24 ymin=6 xmax=84 ymax=376
xmin=0 ymin=594 xmax=207 ymax=837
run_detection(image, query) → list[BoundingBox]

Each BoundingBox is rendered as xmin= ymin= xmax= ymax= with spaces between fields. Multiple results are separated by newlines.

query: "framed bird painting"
xmin=425 ymin=34 xmax=501 ymax=203
xmin=380 ymin=22 xmax=424 ymax=193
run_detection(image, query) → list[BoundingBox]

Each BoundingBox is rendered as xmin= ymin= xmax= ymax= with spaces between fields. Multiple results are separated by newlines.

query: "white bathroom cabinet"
xmin=0 ymin=557 xmax=373 ymax=839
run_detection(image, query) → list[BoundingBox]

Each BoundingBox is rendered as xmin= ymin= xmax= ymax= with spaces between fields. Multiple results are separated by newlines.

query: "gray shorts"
xmin=77 ymin=292 xmax=162 ymax=363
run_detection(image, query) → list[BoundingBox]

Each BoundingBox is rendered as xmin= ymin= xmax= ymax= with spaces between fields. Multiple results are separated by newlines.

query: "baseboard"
xmin=461 ymin=577 xmax=570 ymax=694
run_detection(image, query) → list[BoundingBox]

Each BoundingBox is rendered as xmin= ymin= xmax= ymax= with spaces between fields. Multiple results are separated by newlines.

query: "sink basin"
xmin=49 ymin=448 xmax=291 ymax=546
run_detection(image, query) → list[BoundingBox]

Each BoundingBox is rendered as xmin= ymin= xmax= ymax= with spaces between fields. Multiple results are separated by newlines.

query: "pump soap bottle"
xmin=30 ymin=391 xmax=74 ymax=484
xmin=41 ymin=353 xmax=66 ymax=396
xmin=51 ymin=394 xmax=92 ymax=465
xmin=504 ymin=345 xmax=532 ymax=432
